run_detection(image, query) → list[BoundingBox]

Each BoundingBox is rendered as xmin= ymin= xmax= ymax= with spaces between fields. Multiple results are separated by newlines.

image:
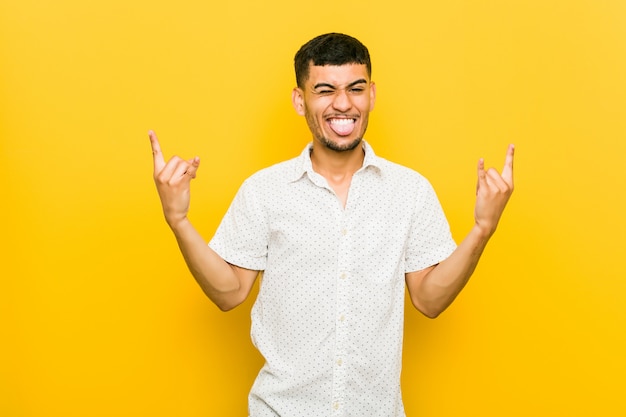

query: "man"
xmin=149 ymin=33 xmax=514 ymax=416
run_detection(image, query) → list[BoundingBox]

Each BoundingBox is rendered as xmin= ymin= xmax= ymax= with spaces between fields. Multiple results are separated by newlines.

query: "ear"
xmin=369 ymin=81 xmax=376 ymax=111
xmin=292 ymin=87 xmax=305 ymax=116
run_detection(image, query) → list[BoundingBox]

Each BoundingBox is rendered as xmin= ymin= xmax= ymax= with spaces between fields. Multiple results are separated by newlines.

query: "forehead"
xmin=305 ymin=63 xmax=370 ymax=87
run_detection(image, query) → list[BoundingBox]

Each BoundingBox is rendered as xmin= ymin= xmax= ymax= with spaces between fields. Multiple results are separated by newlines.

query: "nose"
xmin=332 ymin=89 xmax=352 ymax=112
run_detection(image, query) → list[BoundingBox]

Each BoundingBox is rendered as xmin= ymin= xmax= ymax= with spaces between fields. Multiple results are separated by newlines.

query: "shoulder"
xmin=244 ymin=157 xmax=297 ymax=185
xmin=234 ymin=157 xmax=300 ymax=203
xmin=374 ymin=156 xmax=434 ymax=193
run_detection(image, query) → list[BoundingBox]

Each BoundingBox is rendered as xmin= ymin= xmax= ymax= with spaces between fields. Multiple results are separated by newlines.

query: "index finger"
xmin=502 ymin=144 xmax=515 ymax=184
xmin=148 ymin=130 xmax=166 ymax=173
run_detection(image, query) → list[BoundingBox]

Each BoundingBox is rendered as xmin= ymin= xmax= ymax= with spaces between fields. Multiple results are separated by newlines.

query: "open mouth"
xmin=327 ymin=117 xmax=356 ymax=136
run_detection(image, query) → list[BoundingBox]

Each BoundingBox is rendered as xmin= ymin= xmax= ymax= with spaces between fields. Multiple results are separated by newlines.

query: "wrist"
xmin=471 ymin=222 xmax=495 ymax=241
xmin=166 ymin=214 xmax=190 ymax=232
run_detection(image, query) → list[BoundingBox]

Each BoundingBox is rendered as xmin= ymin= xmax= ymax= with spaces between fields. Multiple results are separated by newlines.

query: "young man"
xmin=149 ymin=33 xmax=514 ymax=416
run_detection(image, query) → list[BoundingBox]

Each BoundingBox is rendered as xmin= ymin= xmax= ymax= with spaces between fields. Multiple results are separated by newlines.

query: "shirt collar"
xmin=289 ymin=140 xmax=382 ymax=183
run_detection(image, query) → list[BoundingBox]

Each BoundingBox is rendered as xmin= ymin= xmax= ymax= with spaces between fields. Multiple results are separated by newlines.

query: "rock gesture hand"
xmin=149 ymin=130 xmax=200 ymax=228
xmin=474 ymin=144 xmax=515 ymax=237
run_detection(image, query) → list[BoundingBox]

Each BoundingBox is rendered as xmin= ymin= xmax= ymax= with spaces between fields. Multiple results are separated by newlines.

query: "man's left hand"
xmin=474 ymin=144 xmax=515 ymax=237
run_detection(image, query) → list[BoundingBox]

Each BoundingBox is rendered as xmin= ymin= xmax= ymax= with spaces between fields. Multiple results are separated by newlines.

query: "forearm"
xmin=408 ymin=144 xmax=514 ymax=318
xmin=169 ymin=218 xmax=249 ymax=311
xmin=149 ymin=132 xmax=257 ymax=310
xmin=411 ymin=225 xmax=492 ymax=318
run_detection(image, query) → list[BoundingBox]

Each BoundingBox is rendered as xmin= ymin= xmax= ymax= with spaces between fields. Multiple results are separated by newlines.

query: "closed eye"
xmin=312 ymin=79 xmax=368 ymax=95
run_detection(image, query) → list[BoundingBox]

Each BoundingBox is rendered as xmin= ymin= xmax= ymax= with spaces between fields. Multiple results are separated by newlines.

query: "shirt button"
xmin=340 ymin=272 xmax=347 ymax=279
xmin=339 ymin=315 xmax=345 ymax=322
xmin=333 ymin=402 xmax=340 ymax=410
xmin=341 ymin=228 xmax=347 ymax=236
xmin=336 ymin=358 xmax=343 ymax=366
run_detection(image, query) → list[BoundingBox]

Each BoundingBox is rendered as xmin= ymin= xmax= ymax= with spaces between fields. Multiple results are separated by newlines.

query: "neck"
xmin=310 ymin=142 xmax=364 ymax=208
xmin=310 ymin=141 xmax=365 ymax=181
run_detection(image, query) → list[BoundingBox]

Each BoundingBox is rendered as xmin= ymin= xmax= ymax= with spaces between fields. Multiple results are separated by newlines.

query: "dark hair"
xmin=294 ymin=33 xmax=372 ymax=88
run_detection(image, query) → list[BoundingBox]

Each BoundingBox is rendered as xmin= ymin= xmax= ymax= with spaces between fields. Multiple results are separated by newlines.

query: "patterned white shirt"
xmin=209 ymin=141 xmax=457 ymax=417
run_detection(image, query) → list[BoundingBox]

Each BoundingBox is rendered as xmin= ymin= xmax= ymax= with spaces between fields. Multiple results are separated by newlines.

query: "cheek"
xmin=304 ymin=103 xmax=324 ymax=122
xmin=304 ymin=109 xmax=321 ymax=131
xmin=356 ymin=96 xmax=374 ymax=112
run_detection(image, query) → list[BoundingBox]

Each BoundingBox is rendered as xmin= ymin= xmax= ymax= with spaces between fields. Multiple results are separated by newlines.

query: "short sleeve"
xmin=208 ymin=179 xmax=269 ymax=271
xmin=404 ymin=180 xmax=457 ymax=272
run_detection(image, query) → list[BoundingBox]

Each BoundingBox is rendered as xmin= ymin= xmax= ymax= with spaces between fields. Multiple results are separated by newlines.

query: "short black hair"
xmin=294 ymin=33 xmax=372 ymax=88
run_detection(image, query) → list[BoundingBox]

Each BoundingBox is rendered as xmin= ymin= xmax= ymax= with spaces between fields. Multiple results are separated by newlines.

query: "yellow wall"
xmin=2 ymin=0 xmax=625 ymax=416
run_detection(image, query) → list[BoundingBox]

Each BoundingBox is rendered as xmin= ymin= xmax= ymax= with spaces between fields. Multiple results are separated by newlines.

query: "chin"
xmin=321 ymin=136 xmax=362 ymax=152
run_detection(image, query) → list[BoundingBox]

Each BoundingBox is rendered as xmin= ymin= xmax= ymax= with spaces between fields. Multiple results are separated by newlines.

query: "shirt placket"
xmin=331 ymin=175 xmax=360 ymax=416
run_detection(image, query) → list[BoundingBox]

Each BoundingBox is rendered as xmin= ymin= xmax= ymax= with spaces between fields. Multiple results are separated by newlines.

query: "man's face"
xmin=292 ymin=63 xmax=376 ymax=152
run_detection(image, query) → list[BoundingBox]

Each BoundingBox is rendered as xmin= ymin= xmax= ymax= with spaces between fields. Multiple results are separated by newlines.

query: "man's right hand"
xmin=149 ymin=130 xmax=200 ymax=229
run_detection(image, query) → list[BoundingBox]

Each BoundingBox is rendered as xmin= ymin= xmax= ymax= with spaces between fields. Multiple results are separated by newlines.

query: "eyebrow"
xmin=313 ymin=79 xmax=368 ymax=90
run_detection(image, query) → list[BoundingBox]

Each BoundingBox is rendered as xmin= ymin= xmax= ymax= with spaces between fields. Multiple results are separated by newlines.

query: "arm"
xmin=149 ymin=131 xmax=258 ymax=311
xmin=406 ymin=144 xmax=515 ymax=318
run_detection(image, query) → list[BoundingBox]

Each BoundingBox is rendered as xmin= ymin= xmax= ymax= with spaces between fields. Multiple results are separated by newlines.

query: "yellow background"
xmin=2 ymin=0 xmax=625 ymax=416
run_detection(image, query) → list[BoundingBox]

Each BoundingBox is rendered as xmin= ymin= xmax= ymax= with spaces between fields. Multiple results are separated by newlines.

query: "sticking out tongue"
xmin=329 ymin=118 xmax=355 ymax=136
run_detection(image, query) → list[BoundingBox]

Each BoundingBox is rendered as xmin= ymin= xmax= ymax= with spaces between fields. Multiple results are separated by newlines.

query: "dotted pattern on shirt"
xmin=209 ymin=141 xmax=457 ymax=417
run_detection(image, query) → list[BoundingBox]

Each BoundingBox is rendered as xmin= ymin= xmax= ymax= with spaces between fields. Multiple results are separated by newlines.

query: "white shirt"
xmin=209 ymin=141 xmax=457 ymax=417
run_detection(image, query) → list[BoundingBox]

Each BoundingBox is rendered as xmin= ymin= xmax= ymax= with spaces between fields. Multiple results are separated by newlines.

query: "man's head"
xmin=292 ymin=33 xmax=376 ymax=153
xmin=294 ymin=33 xmax=372 ymax=89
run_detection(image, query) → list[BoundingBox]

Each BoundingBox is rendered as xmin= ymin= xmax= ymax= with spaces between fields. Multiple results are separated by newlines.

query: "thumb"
xmin=476 ymin=157 xmax=486 ymax=196
xmin=185 ymin=156 xmax=200 ymax=179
